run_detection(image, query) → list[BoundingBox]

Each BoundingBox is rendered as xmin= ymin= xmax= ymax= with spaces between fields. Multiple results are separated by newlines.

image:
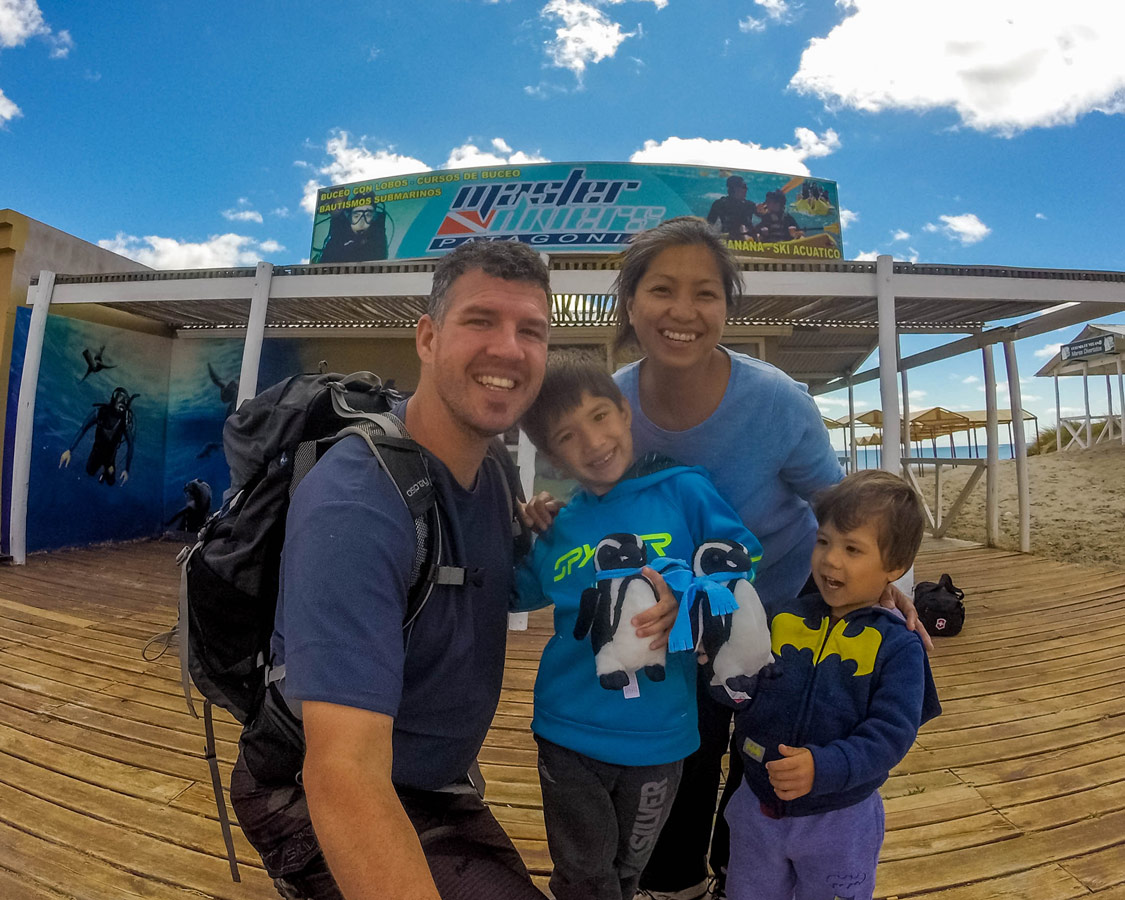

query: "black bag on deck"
xmin=913 ymin=573 xmax=965 ymax=637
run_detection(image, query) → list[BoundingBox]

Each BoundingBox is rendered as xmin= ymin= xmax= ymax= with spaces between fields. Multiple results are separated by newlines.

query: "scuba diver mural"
xmin=208 ymin=362 xmax=239 ymax=418
xmin=58 ymin=386 xmax=138 ymax=486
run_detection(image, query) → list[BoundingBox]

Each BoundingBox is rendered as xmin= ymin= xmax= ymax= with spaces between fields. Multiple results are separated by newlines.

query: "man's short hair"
xmin=520 ymin=361 xmax=625 ymax=453
xmin=428 ymin=241 xmax=552 ymax=323
xmin=812 ymin=470 xmax=925 ymax=573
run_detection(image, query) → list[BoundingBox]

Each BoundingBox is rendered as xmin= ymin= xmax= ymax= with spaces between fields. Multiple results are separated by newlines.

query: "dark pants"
xmin=230 ymin=754 xmax=546 ymax=900
xmin=637 ymin=667 xmax=743 ymax=894
xmin=536 ymin=736 xmax=683 ymax=900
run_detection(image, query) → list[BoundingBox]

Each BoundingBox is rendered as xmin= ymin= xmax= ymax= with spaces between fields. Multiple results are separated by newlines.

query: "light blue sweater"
xmin=615 ymin=348 xmax=843 ymax=607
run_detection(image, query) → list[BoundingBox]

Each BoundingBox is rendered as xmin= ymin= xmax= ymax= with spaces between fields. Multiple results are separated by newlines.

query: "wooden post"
xmin=877 ymin=255 xmax=900 ymax=475
xmin=1054 ymin=374 xmax=1062 ymax=452
xmin=1083 ymin=360 xmax=1091 ymax=449
xmin=848 ymin=375 xmax=857 ymax=474
xmin=983 ymin=345 xmax=999 ymax=547
xmin=236 ymin=262 xmax=274 ymax=409
xmin=1004 ymin=340 xmax=1030 ymax=553
xmin=9 ymin=271 xmax=56 ymax=564
xmin=1118 ymin=356 xmax=1124 ymax=446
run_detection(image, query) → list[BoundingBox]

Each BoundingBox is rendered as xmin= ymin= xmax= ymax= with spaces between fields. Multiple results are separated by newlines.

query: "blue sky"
xmin=1 ymin=0 xmax=1122 ymax=436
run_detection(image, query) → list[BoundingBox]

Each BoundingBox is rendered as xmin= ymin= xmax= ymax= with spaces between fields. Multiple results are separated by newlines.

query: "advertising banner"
xmin=309 ymin=161 xmax=842 ymax=263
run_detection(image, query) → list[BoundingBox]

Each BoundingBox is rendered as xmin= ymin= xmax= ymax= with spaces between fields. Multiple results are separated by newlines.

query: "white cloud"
xmin=46 ymin=27 xmax=71 ymax=57
xmin=901 ymin=246 xmax=920 ymax=263
xmin=98 ymin=233 xmax=286 ymax=269
xmin=222 ymin=208 xmax=264 ymax=224
xmin=923 ymin=212 xmax=990 ymax=245
xmin=0 ymin=87 xmax=19 ymax=124
xmin=891 ymin=229 xmax=910 ymax=241
xmin=272 ymin=207 xmax=291 ymax=218
xmin=852 ymin=249 xmax=879 ymax=260
xmin=0 ymin=0 xmax=48 ymax=47
xmin=1035 ymin=342 xmax=1062 ymax=359
xmin=962 ymin=375 xmax=980 ymax=384
xmin=739 ymin=17 xmax=766 ymax=33
xmin=630 ymin=127 xmax=840 ymax=175
xmin=1035 ymin=212 xmax=1047 ymax=220
xmin=444 ymin=138 xmax=549 ymax=168
xmin=909 ymin=389 xmax=927 ymax=400
xmin=542 ymin=0 xmax=635 ymax=78
xmin=790 ymin=0 xmax=1125 ymax=135
xmin=839 ymin=208 xmax=858 ymax=228
xmin=298 ymin=130 xmax=429 ymax=214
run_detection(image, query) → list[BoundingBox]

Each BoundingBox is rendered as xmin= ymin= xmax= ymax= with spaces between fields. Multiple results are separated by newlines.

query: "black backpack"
xmin=913 ymin=573 xmax=966 ymax=638
xmin=173 ymin=371 xmax=526 ymax=880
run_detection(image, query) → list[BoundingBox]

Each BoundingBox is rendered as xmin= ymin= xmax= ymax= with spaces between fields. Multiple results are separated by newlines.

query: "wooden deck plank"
xmin=0 ymin=539 xmax=1122 ymax=898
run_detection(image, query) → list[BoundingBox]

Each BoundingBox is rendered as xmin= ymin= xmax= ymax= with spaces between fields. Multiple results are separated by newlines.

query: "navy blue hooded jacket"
xmin=734 ymin=592 xmax=941 ymax=816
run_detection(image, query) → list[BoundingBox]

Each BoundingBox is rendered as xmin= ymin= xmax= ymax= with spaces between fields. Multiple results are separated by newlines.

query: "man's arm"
xmin=302 ymin=701 xmax=440 ymax=900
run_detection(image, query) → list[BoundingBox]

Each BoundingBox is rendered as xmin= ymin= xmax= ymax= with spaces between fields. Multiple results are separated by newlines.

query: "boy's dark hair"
xmin=429 ymin=241 xmax=552 ymax=323
xmin=813 ymin=470 xmax=924 ymax=573
xmin=520 ymin=361 xmax=625 ymax=452
xmin=612 ymin=216 xmax=742 ymax=352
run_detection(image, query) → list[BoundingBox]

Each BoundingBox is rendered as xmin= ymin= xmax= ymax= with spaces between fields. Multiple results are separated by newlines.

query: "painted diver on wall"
xmin=58 ymin=386 xmax=138 ymax=486
xmin=208 ymin=363 xmax=239 ymax=418
xmin=81 ymin=346 xmax=117 ymax=381
xmin=164 ymin=479 xmax=212 ymax=533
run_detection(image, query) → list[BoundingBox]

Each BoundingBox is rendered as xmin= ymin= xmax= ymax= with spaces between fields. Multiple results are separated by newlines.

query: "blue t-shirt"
xmin=271 ymin=409 xmax=514 ymax=790
xmin=615 ymin=348 xmax=843 ymax=606
xmin=515 ymin=458 xmax=762 ymax=766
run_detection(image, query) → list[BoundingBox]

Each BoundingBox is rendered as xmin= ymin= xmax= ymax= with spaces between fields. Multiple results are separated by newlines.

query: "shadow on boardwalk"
xmin=0 ymin=538 xmax=1121 ymax=898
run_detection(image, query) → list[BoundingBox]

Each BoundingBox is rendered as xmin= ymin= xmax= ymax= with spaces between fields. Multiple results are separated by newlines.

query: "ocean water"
xmin=842 ymin=443 xmax=1015 ymax=470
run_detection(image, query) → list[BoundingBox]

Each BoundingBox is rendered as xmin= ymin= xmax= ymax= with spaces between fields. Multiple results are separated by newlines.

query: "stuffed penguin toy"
xmin=574 ymin=533 xmax=666 ymax=697
xmin=693 ymin=539 xmax=773 ymax=701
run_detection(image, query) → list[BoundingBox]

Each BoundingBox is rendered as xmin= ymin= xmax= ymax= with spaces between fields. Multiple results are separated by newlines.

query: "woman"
xmin=609 ymin=216 xmax=841 ymax=900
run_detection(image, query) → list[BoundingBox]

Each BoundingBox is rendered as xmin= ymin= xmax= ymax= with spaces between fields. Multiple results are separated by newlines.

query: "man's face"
xmin=417 ymin=268 xmax=550 ymax=439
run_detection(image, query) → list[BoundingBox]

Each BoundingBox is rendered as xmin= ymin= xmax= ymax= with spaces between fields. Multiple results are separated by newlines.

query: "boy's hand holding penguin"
xmin=634 ymin=567 xmax=679 ymax=650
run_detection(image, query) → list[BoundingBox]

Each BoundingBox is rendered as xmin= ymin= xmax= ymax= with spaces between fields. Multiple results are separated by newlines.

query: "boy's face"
xmin=545 ymin=391 xmax=634 ymax=496
xmin=811 ymin=519 xmax=905 ymax=618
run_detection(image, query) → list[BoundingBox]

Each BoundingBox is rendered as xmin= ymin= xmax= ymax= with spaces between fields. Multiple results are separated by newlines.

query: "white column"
xmin=901 ymin=367 xmax=912 ymax=463
xmin=516 ymin=428 xmax=537 ymax=500
xmin=9 ymin=271 xmax=56 ymax=564
xmin=876 ymin=255 xmax=900 ymax=475
xmin=1082 ymin=361 xmax=1091 ymax=449
xmin=847 ymin=376 xmax=857 ymax=473
xmin=1118 ymin=356 xmax=1124 ymax=446
xmin=1107 ymin=374 xmax=1114 ymax=442
xmin=983 ymin=345 xmax=999 ymax=547
xmin=1054 ymin=374 xmax=1062 ymax=452
xmin=1003 ymin=340 xmax=1030 ymax=553
xmin=236 ymin=262 xmax=274 ymax=409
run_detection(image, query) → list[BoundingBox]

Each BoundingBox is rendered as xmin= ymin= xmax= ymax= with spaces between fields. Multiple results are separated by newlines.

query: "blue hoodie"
xmin=734 ymin=592 xmax=942 ymax=816
xmin=515 ymin=455 xmax=762 ymax=766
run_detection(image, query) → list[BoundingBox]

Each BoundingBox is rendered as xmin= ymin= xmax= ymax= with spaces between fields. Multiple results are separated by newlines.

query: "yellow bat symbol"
xmin=771 ymin=613 xmax=883 ymax=677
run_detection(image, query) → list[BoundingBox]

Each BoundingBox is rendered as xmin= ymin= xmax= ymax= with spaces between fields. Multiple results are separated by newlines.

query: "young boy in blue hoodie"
xmin=723 ymin=470 xmax=941 ymax=900
xmin=515 ymin=362 xmax=762 ymax=900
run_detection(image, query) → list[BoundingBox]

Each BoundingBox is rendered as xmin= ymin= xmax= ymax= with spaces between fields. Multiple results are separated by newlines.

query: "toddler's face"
xmin=811 ymin=519 xmax=902 ymax=617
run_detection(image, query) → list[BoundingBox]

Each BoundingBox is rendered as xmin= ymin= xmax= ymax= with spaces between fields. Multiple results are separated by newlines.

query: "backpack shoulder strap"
xmin=334 ymin=415 xmax=465 ymax=628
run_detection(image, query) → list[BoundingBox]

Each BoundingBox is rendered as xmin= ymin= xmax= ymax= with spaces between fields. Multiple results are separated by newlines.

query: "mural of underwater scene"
xmin=164 ymin=337 xmax=302 ymax=518
xmin=22 ymin=308 xmax=171 ymax=551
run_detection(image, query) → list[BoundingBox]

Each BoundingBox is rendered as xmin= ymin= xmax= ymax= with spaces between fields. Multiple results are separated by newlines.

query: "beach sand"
xmin=911 ymin=441 xmax=1125 ymax=568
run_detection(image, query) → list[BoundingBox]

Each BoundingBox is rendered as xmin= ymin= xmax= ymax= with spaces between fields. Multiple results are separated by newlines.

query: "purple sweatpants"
xmin=724 ymin=783 xmax=884 ymax=900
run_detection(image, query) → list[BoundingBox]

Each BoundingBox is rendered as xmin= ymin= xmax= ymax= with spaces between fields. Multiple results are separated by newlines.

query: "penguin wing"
xmin=574 ymin=586 xmax=599 ymax=640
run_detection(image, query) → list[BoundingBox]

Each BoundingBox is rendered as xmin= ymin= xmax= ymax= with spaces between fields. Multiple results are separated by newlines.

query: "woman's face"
xmin=626 ymin=243 xmax=727 ymax=371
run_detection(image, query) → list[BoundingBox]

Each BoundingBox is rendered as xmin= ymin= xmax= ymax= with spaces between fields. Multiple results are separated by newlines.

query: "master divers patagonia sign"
xmin=309 ymin=161 xmax=843 ymax=264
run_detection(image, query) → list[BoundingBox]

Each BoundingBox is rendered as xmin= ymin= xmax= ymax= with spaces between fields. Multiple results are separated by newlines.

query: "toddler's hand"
xmin=766 ymin=744 xmax=814 ymax=801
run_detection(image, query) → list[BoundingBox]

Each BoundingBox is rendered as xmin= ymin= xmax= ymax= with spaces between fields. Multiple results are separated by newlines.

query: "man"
xmin=230 ymin=240 xmax=677 ymax=900
xmin=706 ymin=175 xmax=758 ymax=240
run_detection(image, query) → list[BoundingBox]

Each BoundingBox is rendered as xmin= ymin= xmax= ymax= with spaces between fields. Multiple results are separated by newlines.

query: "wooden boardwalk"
xmin=0 ymin=538 xmax=1122 ymax=898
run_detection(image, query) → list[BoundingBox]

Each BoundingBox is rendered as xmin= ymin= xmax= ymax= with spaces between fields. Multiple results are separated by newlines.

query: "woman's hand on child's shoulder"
xmin=880 ymin=583 xmax=934 ymax=651
xmin=518 ymin=491 xmax=567 ymax=534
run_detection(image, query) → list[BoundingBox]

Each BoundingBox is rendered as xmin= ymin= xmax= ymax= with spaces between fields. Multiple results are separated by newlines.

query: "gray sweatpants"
xmin=535 ymin=735 xmax=684 ymax=900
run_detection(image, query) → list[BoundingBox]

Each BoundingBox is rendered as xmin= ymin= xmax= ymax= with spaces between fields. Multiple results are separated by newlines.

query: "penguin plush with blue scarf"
xmin=574 ymin=533 xmax=666 ymax=694
xmin=693 ymin=539 xmax=773 ymax=701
